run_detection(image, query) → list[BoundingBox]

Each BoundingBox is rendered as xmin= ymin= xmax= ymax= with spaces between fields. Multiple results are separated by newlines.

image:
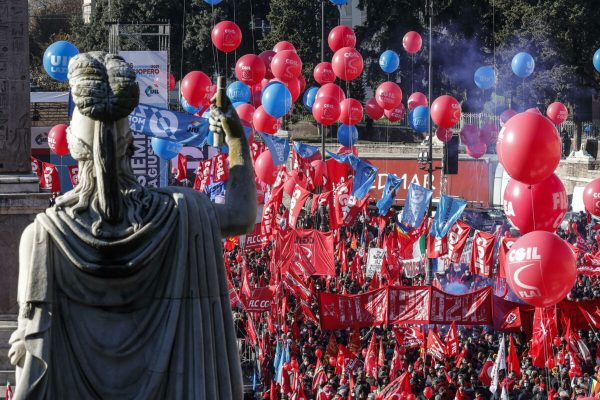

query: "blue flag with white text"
xmin=293 ymin=141 xmax=320 ymax=158
xmin=376 ymin=174 xmax=403 ymax=216
xmin=352 ymin=159 xmax=378 ymax=200
xmin=128 ymin=104 xmax=209 ymax=143
xmin=259 ymin=132 xmax=290 ymax=166
xmin=430 ymin=194 xmax=467 ymax=238
xmin=397 ymin=183 xmax=432 ymax=235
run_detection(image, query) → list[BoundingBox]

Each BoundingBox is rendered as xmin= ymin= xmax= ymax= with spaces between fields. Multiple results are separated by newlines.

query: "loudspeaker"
xmin=443 ymin=135 xmax=459 ymax=175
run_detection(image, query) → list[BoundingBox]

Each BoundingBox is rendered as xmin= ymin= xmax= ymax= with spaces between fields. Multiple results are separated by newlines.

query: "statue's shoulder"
xmin=152 ymin=186 xmax=213 ymax=207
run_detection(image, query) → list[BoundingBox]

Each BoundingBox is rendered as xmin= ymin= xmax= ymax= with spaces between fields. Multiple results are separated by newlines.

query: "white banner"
xmin=366 ymin=247 xmax=386 ymax=278
xmin=31 ymin=127 xmax=50 ymax=149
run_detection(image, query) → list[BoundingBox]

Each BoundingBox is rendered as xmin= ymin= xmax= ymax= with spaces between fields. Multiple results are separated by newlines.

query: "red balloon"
xmin=479 ymin=121 xmax=498 ymax=145
xmin=250 ymin=85 xmax=262 ymax=108
xmin=313 ymin=62 xmax=336 ymax=85
xmin=403 ymin=31 xmax=422 ymax=54
xmin=497 ymin=112 xmax=561 ymax=185
xmin=283 ymin=170 xmax=307 ymax=196
xmin=339 ymin=98 xmax=364 ymax=125
xmin=466 ymin=142 xmax=487 ymax=158
xmin=375 ymin=81 xmax=402 ymax=110
xmin=287 ymin=77 xmax=302 ymax=103
xmin=211 ymin=21 xmax=242 ymax=53
xmin=546 ymin=102 xmax=568 ymax=125
xmin=459 ymin=124 xmax=480 ymax=147
xmin=313 ymin=96 xmax=341 ymax=126
xmin=328 ymin=25 xmax=356 ymax=52
xmin=407 ymin=92 xmax=428 ymax=110
xmin=181 ymin=71 xmax=212 ymax=108
xmin=48 ymin=124 xmax=69 ymax=156
xmin=271 ymin=50 xmax=302 ymax=82
xmin=406 ymin=395 xmax=416 ymax=400
xmin=316 ymin=83 xmax=346 ymax=103
xmin=310 ymin=160 xmax=328 ymax=187
xmin=503 ymin=174 xmax=567 ymax=234
xmin=505 ymin=231 xmax=576 ymax=308
xmin=331 ymin=47 xmax=363 ymax=81
xmin=315 ymin=348 xmax=323 ymax=359
xmin=553 ymin=337 xmax=562 ymax=347
xmin=235 ymin=54 xmax=266 ymax=87
xmin=430 ymin=95 xmax=461 ymax=128
xmin=365 ymin=98 xmax=384 ymax=120
xmin=298 ymin=75 xmax=306 ymax=93
xmin=273 ymin=41 xmax=296 ymax=53
xmin=384 ymin=103 xmax=406 ymax=123
xmin=436 ymin=127 xmax=453 ymax=142
xmin=168 ymin=73 xmax=176 ymax=91
xmin=253 ymin=106 xmax=281 ymax=134
xmin=583 ymin=178 xmax=600 ymax=217
xmin=500 ymin=108 xmax=517 ymax=126
xmin=258 ymin=50 xmax=276 ymax=79
xmin=236 ymin=103 xmax=255 ymax=126
xmin=423 ymin=387 xmax=433 ymax=399
xmin=254 ymin=150 xmax=280 ymax=185
xmin=526 ymin=107 xmax=542 ymax=115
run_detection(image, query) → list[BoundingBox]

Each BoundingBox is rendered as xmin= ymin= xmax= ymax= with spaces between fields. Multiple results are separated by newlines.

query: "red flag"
xmin=478 ymin=359 xmax=494 ymax=386
xmin=40 ymin=162 xmax=60 ymax=192
xmin=288 ymin=184 xmax=311 ymax=228
xmin=5 ymin=382 xmax=12 ymax=400
xmin=282 ymin=269 xmax=313 ymax=303
xmin=199 ymin=158 xmax=213 ymax=190
xmin=336 ymin=344 xmax=360 ymax=375
xmin=530 ymin=307 xmax=557 ymax=368
xmin=391 ymin=344 xmax=402 ymax=379
xmin=378 ymin=337 xmax=385 ymax=367
xmin=246 ymin=315 xmax=258 ymax=344
xmin=427 ymin=234 xmax=448 ymax=259
xmin=332 ymin=180 xmax=368 ymax=228
xmin=365 ymin=334 xmax=378 ymax=379
xmin=325 ymin=158 xmax=350 ymax=192
xmin=498 ymin=235 xmax=516 ymax=278
xmin=262 ymin=186 xmax=284 ymax=236
xmin=67 ymin=165 xmax=80 ymax=187
xmin=375 ymin=371 xmax=412 ymax=399
xmin=507 ymin=335 xmax=521 ymax=378
xmin=426 ymin=329 xmax=446 ymax=361
xmin=447 ymin=220 xmax=471 ymax=263
xmin=455 ymin=346 xmax=468 ymax=368
xmin=470 ymin=230 xmax=495 ymax=277
xmin=368 ymin=271 xmax=381 ymax=290
xmin=394 ymin=326 xmax=425 ymax=349
xmin=212 ymin=152 xmax=229 ymax=183
xmin=250 ymin=141 xmax=265 ymax=163
xmin=445 ymin=321 xmax=459 ymax=357
xmin=31 ymin=157 xmax=41 ymax=178
xmin=174 ymin=153 xmax=188 ymax=182
xmin=500 ymin=306 xmax=522 ymax=330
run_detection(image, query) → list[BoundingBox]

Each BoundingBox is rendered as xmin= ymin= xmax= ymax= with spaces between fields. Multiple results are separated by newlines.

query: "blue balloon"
xmin=379 ymin=50 xmax=400 ymax=74
xmin=511 ymin=52 xmax=535 ymax=78
xmin=330 ymin=0 xmax=348 ymax=4
xmin=338 ymin=124 xmax=358 ymax=147
xmin=411 ymin=105 xmax=429 ymax=133
xmin=181 ymin=97 xmax=200 ymax=114
xmin=593 ymin=49 xmax=600 ymax=73
xmin=227 ymin=81 xmax=251 ymax=103
xmin=43 ymin=41 xmax=79 ymax=82
xmin=151 ymin=137 xmax=183 ymax=160
xmin=203 ymin=0 xmax=222 ymax=4
xmin=474 ymin=66 xmax=496 ymax=89
xmin=303 ymin=86 xmax=319 ymax=112
xmin=261 ymin=83 xmax=292 ymax=118
xmin=407 ymin=109 xmax=415 ymax=129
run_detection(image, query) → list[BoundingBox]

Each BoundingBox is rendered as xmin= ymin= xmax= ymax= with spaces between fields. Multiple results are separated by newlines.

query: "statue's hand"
xmin=209 ymin=92 xmax=245 ymax=143
xmin=8 ymin=329 xmax=26 ymax=368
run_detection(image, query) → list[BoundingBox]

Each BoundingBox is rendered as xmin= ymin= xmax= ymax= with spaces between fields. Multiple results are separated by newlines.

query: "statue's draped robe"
xmin=14 ymin=188 xmax=243 ymax=399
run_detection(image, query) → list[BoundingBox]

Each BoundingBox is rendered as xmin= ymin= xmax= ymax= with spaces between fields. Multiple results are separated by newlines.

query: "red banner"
xmin=387 ymin=287 xmax=431 ymax=324
xmin=212 ymin=153 xmax=229 ymax=183
xmin=40 ymin=162 xmax=60 ymax=192
xmin=67 ymin=165 xmax=79 ymax=187
xmin=319 ymin=288 xmax=388 ymax=330
xmin=288 ymin=184 xmax=311 ymax=228
xmin=470 ymin=231 xmax=495 ymax=277
xmin=245 ymin=223 xmax=268 ymax=250
xmin=246 ymin=286 xmax=276 ymax=312
xmin=429 ymin=286 xmax=493 ymax=325
xmin=278 ymin=229 xmax=335 ymax=276
xmin=447 ymin=220 xmax=470 ymax=263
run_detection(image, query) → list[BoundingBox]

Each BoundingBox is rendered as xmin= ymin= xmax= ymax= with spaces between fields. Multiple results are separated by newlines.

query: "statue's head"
xmin=55 ymin=52 xmax=150 ymax=236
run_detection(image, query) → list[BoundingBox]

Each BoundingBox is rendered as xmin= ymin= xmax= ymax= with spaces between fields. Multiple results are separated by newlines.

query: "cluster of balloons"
xmin=498 ymin=110 xmax=576 ymax=307
xmin=43 ymin=41 xmax=80 ymax=81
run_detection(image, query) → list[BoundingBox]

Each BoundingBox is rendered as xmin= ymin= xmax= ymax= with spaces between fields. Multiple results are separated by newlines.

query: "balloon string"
xmin=249 ymin=0 xmax=256 ymax=54
xmin=210 ymin=4 xmax=220 ymax=77
xmin=179 ymin=0 xmax=186 ymax=111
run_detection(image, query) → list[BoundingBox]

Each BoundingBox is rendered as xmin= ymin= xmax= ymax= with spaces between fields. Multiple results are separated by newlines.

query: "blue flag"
xmin=376 ymin=174 xmax=403 ymax=216
xmin=273 ymin=339 xmax=282 ymax=375
xmin=352 ymin=159 xmax=378 ymax=200
xmin=259 ymin=132 xmax=290 ymax=166
xmin=128 ymin=104 xmax=209 ymax=143
xmin=397 ymin=183 xmax=433 ymax=235
xmin=326 ymin=150 xmax=351 ymax=164
xmin=293 ymin=141 xmax=320 ymax=158
xmin=430 ymin=194 xmax=467 ymax=238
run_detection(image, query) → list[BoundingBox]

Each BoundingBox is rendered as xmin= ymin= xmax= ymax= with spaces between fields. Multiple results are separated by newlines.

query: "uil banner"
xmin=430 ymin=194 xmax=467 ymax=238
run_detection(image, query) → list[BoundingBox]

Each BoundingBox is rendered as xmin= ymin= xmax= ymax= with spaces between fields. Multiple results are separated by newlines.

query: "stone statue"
xmin=8 ymin=52 xmax=256 ymax=399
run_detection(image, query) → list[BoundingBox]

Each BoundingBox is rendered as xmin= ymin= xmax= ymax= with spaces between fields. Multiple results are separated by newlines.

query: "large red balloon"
xmin=258 ymin=50 xmax=276 ymax=79
xmin=403 ymin=31 xmax=422 ymax=54
xmin=503 ymin=173 xmax=568 ymax=234
xmin=312 ymin=96 xmax=341 ymax=125
xmin=375 ymin=81 xmax=402 ymax=110
xmin=459 ymin=124 xmax=480 ymax=147
xmin=430 ymin=95 xmax=461 ymax=128
xmin=316 ymin=83 xmax=346 ymax=103
xmin=423 ymin=387 xmax=433 ymax=399
xmin=505 ymin=231 xmax=576 ymax=308
xmin=286 ymin=77 xmax=302 ymax=103
xmin=466 ymin=142 xmax=487 ymax=158
xmin=365 ymin=98 xmax=384 ymax=120
xmin=500 ymin=108 xmax=517 ymax=126
xmin=181 ymin=71 xmax=212 ymax=108
xmin=271 ymin=50 xmax=302 ymax=82
xmin=283 ymin=170 xmax=307 ymax=196
xmin=211 ymin=21 xmax=242 ymax=53
xmin=298 ymin=75 xmax=306 ymax=93
xmin=235 ymin=54 xmax=266 ymax=86
xmin=339 ymin=98 xmax=364 ymax=125
xmin=328 ymin=25 xmax=356 ymax=52
xmin=384 ymin=103 xmax=406 ymax=122
xmin=583 ymin=178 xmax=600 ymax=217
xmin=407 ymin=92 xmax=428 ymax=110
xmin=479 ymin=121 xmax=498 ymax=145
xmin=497 ymin=112 xmax=561 ymax=185
xmin=253 ymin=105 xmax=281 ymax=134
xmin=546 ymin=102 xmax=568 ymax=125
xmin=436 ymin=127 xmax=453 ymax=142
xmin=254 ymin=150 xmax=280 ymax=185
xmin=273 ymin=41 xmax=296 ymax=53
xmin=236 ymin=103 xmax=255 ymax=126
xmin=48 ymin=124 xmax=69 ymax=156
xmin=331 ymin=47 xmax=363 ymax=81
xmin=313 ymin=62 xmax=336 ymax=85
xmin=168 ymin=73 xmax=176 ymax=91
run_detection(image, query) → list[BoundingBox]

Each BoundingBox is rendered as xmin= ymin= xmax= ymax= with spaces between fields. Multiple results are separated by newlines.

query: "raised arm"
xmin=209 ymin=79 xmax=257 ymax=237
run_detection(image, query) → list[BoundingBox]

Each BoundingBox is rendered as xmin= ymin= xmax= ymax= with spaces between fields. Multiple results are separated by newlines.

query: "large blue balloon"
xmin=411 ymin=105 xmax=429 ymax=133
xmin=227 ymin=81 xmax=251 ymax=103
xmin=379 ymin=50 xmax=400 ymax=74
xmin=43 ymin=41 xmax=79 ymax=82
xmin=303 ymin=86 xmax=319 ymax=112
xmin=338 ymin=124 xmax=358 ymax=147
xmin=330 ymin=0 xmax=348 ymax=4
xmin=203 ymin=0 xmax=222 ymax=4
xmin=407 ymin=109 xmax=415 ymax=130
xmin=593 ymin=49 xmax=600 ymax=73
xmin=511 ymin=52 xmax=535 ymax=78
xmin=262 ymin=82 xmax=292 ymax=118
xmin=474 ymin=66 xmax=496 ymax=89
xmin=181 ymin=97 xmax=200 ymax=114
xmin=151 ymin=137 xmax=183 ymax=160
